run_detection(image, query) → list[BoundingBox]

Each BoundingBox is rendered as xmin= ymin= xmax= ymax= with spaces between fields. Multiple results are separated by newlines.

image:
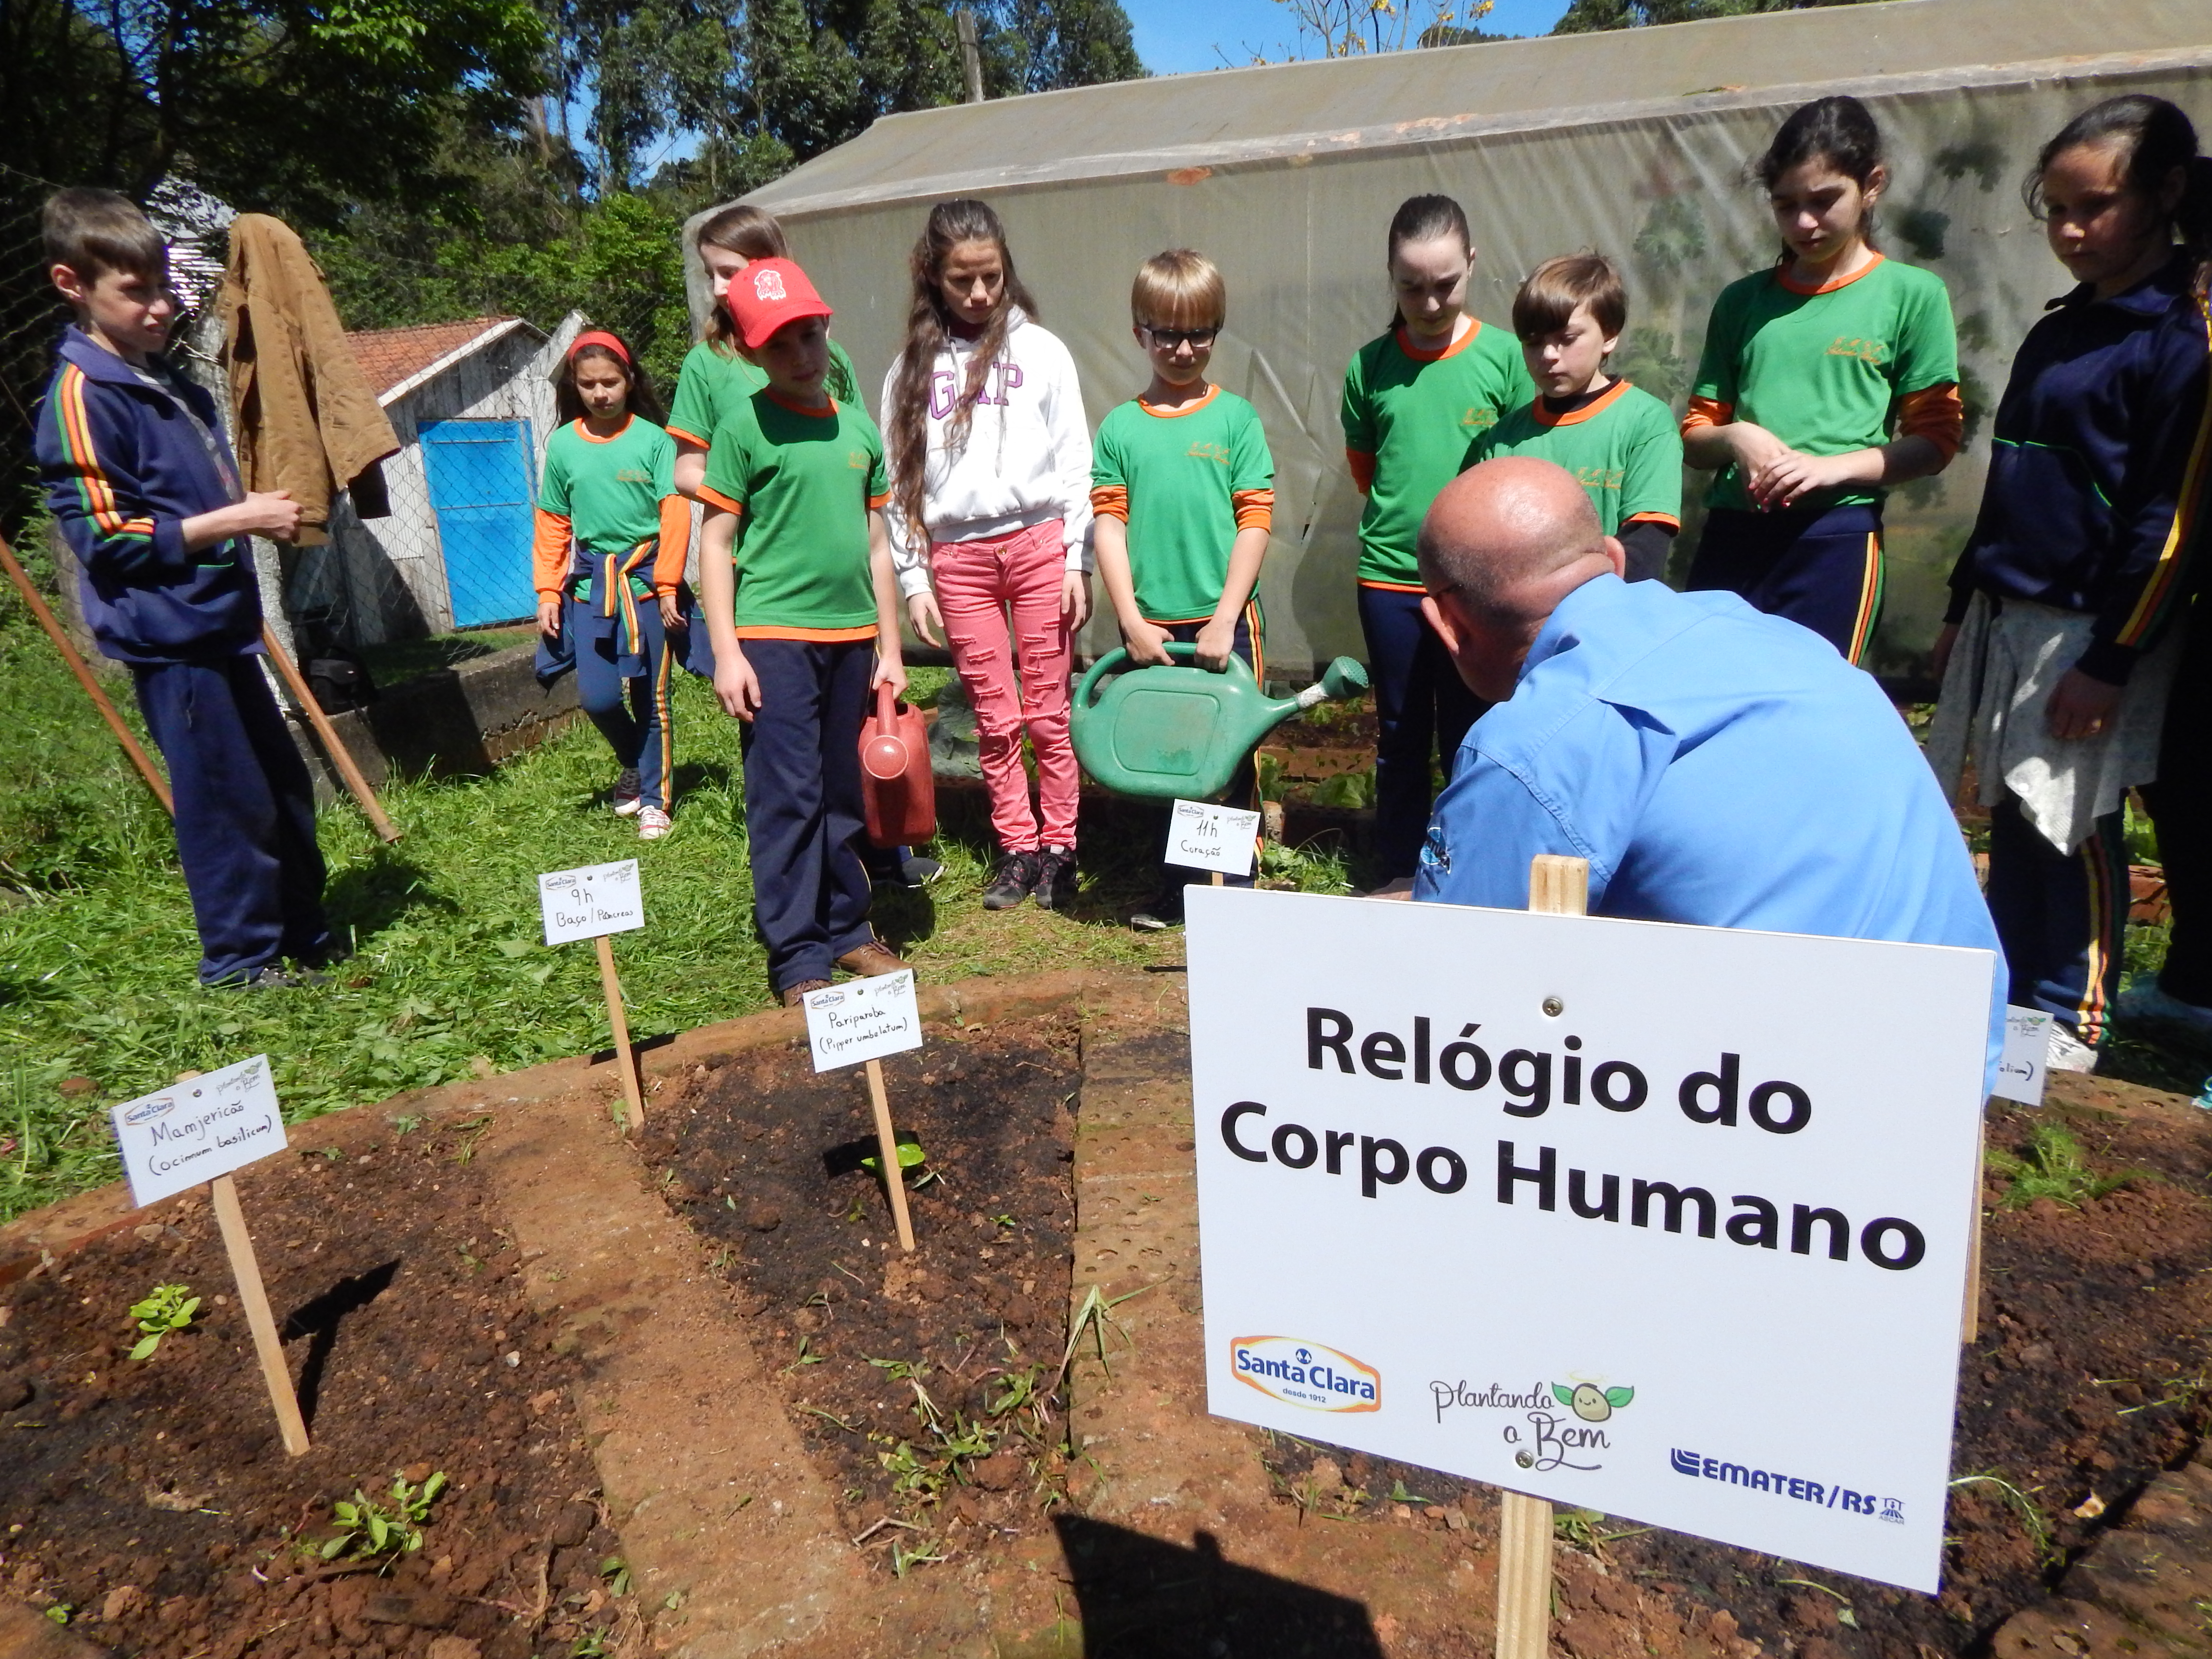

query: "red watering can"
xmin=860 ymin=683 xmax=936 ymax=847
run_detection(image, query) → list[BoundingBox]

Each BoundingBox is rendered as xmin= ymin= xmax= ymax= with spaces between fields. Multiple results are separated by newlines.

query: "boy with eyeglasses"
xmin=1091 ymin=248 xmax=1275 ymax=930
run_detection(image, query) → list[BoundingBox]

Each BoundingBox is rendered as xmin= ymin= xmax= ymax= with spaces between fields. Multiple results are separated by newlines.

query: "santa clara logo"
xmin=1229 ymin=1335 xmax=1380 ymax=1412
xmin=754 ymin=267 xmax=787 ymax=301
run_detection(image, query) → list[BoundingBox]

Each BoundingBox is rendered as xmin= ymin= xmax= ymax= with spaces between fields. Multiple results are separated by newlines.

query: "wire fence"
xmin=0 ymin=161 xmax=74 ymax=546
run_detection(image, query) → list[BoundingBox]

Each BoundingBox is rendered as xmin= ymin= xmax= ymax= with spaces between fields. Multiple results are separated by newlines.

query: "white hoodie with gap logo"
xmin=879 ymin=308 xmax=1094 ymax=599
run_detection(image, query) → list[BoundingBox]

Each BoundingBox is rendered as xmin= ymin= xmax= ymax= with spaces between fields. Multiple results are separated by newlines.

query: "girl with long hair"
xmin=1929 ymin=95 xmax=2212 ymax=1071
xmin=1682 ymin=95 xmax=1963 ymax=664
xmin=533 ymin=329 xmax=690 ymax=840
xmin=881 ymin=198 xmax=1095 ymax=913
xmin=1340 ymin=193 xmax=1534 ymax=891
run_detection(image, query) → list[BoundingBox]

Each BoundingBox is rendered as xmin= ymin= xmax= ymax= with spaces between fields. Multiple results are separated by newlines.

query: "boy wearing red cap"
xmin=696 ymin=259 xmax=911 ymax=1004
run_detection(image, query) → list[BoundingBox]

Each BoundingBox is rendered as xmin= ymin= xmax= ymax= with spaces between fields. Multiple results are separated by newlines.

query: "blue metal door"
xmin=421 ymin=418 xmax=537 ymax=628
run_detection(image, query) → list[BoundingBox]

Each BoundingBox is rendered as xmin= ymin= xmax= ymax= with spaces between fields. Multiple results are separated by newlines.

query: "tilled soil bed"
xmin=1263 ymin=1086 xmax=2212 ymax=1659
xmin=0 ymin=1112 xmax=626 ymax=1658
xmin=636 ymin=1013 xmax=1082 ymax=1575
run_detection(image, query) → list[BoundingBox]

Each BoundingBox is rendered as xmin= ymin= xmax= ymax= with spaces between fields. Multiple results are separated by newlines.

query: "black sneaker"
xmin=898 ymin=854 xmax=944 ymax=890
xmin=983 ymin=851 xmax=1041 ymax=911
xmin=211 ymin=964 xmax=328 ymax=991
xmin=1129 ymin=882 xmax=1186 ymax=932
xmin=1035 ymin=847 xmax=1078 ymax=911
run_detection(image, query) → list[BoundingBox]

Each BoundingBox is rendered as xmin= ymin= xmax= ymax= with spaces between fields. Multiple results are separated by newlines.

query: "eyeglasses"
xmin=1142 ymin=325 xmax=1219 ymax=349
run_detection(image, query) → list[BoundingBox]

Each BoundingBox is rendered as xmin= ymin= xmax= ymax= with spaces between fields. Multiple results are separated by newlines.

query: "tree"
xmin=1275 ymin=0 xmax=1490 ymax=57
xmin=1552 ymin=0 xmax=1884 ymax=31
xmin=992 ymin=0 xmax=1143 ymax=92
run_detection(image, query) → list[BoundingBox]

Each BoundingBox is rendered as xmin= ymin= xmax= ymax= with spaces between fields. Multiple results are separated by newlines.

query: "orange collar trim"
xmin=1397 ymin=319 xmax=1480 ymax=363
xmin=1138 ymin=384 xmax=1220 ymax=419
xmin=1534 ymin=378 xmax=1633 ymax=429
xmin=764 ymin=388 xmax=838 ymax=418
xmin=575 ymin=414 xmax=635 ymax=444
xmin=1778 ymin=250 xmax=1886 ymax=296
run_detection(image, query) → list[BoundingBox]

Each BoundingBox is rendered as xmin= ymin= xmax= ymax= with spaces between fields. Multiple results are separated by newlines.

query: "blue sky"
xmin=1121 ymin=0 xmax=1573 ymax=74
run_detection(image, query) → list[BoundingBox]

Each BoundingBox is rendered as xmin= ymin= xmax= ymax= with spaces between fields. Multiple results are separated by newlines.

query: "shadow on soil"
xmin=1051 ymin=1515 xmax=1385 ymax=1659
xmin=280 ymin=1257 xmax=398 ymax=1428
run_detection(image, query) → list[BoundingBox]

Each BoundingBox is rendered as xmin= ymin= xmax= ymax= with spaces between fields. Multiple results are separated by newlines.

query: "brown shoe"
xmin=836 ymin=939 xmax=909 ymax=978
xmin=780 ymin=978 xmax=831 ymax=1008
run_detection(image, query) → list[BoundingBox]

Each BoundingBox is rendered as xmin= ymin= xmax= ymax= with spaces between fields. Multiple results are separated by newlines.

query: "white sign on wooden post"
xmin=1166 ymin=799 xmax=1261 ymax=877
xmin=537 ymin=859 xmax=647 ymax=1131
xmin=803 ymin=970 xmax=922 ymax=1072
xmin=539 ymin=859 xmax=645 ymax=946
xmin=1185 ymin=885 xmax=1996 ymax=1594
xmin=112 ymin=1053 xmax=287 ymax=1208
xmin=108 ymin=1055 xmax=309 ymax=1456
xmin=804 ymin=971 xmax=922 ymax=1253
xmin=1991 ymin=1006 xmax=2052 ymax=1107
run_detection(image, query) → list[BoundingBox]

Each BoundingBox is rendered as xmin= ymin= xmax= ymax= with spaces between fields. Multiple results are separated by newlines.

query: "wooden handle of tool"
xmin=0 ymin=532 xmax=173 ymax=814
xmin=260 ymin=624 xmax=400 ymax=842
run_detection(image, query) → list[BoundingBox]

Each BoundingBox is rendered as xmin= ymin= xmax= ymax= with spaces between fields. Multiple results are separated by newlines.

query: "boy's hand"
xmin=1122 ymin=617 xmax=1174 ymax=667
xmin=1061 ymin=570 xmax=1092 ymax=631
xmin=659 ymin=592 xmax=686 ymax=630
xmin=872 ymin=655 xmax=908 ymax=699
xmin=537 ymin=597 xmax=562 ymax=639
xmin=239 ymin=490 xmax=302 ymax=540
xmin=1193 ymin=616 xmax=1238 ymax=673
xmin=715 ymin=650 xmax=762 ymax=721
xmin=907 ymin=591 xmax=945 ymax=648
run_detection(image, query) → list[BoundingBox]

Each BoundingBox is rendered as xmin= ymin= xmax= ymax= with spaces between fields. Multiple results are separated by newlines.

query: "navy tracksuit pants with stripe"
xmin=1687 ymin=503 xmax=1886 ymax=665
xmin=1359 ymin=584 xmax=1485 ymax=880
xmin=566 ymin=589 xmax=673 ymax=811
xmin=739 ymin=639 xmax=877 ymax=995
xmin=1986 ymin=801 xmax=2128 ymax=1048
xmin=132 ymin=655 xmax=331 ymax=985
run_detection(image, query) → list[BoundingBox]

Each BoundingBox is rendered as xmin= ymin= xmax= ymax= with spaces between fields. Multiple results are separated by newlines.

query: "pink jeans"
xmin=931 ymin=518 xmax=1079 ymax=852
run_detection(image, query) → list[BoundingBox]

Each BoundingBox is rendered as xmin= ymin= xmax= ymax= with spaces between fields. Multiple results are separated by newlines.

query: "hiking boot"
xmin=1129 ymin=882 xmax=1186 ymax=932
xmin=780 ymin=978 xmax=832 ymax=1008
xmin=1035 ymin=847 xmax=1078 ymax=911
xmin=837 ymin=938 xmax=909 ymax=978
xmin=612 ymin=768 xmax=644 ymax=816
xmin=637 ymin=805 xmax=672 ymax=841
xmin=983 ymin=851 xmax=1041 ymax=911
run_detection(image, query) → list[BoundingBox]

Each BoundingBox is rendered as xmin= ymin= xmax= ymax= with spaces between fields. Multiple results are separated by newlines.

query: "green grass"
xmin=0 ymin=602 xmax=1354 ymax=1222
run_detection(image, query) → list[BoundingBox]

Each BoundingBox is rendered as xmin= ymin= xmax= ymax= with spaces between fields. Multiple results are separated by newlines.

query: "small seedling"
xmin=572 ymin=1632 xmax=613 ymax=1657
xmin=1950 ymin=1471 xmax=2056 ymax=1563
xmin=44 ymin=1604 xmax=71 ymax=1626
xmin=990 ymin=1213 xmax=1017 ymax=1230
xmin=128 ymin=1284 xmax=199 ymax=1361
xmin=600 ymin=1556 xmax=631 ymax=1596
xmin=860 ymin=1137 xmax=927 ymax=1181
xmin=317 ymin=1471 xmax=447 ymax=1566
xmin=392 ymin=1115 xmax=423 ymax=1137
xmin=1987 ymin=1125 xmax=2145 ymax=1210
xmin=449 ymin=1116 xmax=494 ymax=1165
xmin=781 ymin=1336 xmax=824 ymax=1373
xmin=890 ymin=1538 xmax=945 ymax=1578
xmin=1387 ymin=1478 xmax=1430 ymax=1505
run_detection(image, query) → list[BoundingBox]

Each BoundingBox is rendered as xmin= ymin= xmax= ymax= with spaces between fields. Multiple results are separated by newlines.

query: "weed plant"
xmin=1986 ymin=1124 xmax=2145 ymax=1210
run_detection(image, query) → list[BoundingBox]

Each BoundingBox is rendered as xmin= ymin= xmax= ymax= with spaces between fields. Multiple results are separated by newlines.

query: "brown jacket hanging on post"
xmin=218 ymin=215 xmax=399 ymax=547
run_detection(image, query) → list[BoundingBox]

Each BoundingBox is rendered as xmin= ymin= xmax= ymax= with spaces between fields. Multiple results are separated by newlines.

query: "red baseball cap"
xmin=725 ymin=257 xmax=834 ymax=350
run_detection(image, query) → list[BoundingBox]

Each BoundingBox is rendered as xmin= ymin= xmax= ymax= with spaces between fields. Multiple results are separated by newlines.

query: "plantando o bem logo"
xmin=1229 ymin=1337 xmax=1380 ymax=1412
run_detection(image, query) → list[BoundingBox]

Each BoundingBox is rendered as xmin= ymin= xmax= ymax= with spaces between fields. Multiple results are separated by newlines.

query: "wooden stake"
xmin=260 ymin=624 xmax=402 ymax=843
xmin=209 ymin=1173 xmax=310 ymax=1456
xmin=1963 ymin=1111 xmax=1986 ymax=1345
xmin=0 ymin=531 xmax=173 ymax=813
xmin=865 ymin=1058 xmax=917 ymax=1252
xmin=594 ymin=933 xmax=644 ymax=1133
xmin=1494 ymin=852 xmax=1590 ymax=1659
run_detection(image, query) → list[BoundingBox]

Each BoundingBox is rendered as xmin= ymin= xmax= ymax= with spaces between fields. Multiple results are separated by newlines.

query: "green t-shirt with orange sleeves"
xmin=697 ymin=391 xmax=889 ymax=639
xmin=1690 ymin=254 xmax=1959 ymax=513
xmin=666 ymin=337 xmax=861 ymax=450
xmin=1467 ymin=381 xmax=1683 ymax=537
xmin=1341 ymin=321 xmax=1535 ymax=589
xmin=539 ymin=415 xmax=675 ymax=555
xmin=1091 ymin=385 xmax=1275 ymax=625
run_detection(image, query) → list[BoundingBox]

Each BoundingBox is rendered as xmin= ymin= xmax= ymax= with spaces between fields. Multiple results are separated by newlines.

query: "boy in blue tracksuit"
xmin=35 ymin=188 xmax=334 ymax=987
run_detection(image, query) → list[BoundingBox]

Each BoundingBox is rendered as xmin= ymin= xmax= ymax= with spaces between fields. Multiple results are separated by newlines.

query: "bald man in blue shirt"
xmin=1411 ymin=457 xmax=2002 ymax=1062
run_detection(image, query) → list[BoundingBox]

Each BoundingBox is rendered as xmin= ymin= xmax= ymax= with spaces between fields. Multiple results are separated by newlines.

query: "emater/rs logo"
xmin=1229 ymin=1336 xmax=1381 ymax=1412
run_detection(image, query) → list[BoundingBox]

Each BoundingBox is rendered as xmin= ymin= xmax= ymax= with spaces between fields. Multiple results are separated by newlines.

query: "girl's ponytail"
xmin=2031 ymin=95 xmax=2210 ymax=301
xmin=886 ymin=199 xmax=1039 ymax=554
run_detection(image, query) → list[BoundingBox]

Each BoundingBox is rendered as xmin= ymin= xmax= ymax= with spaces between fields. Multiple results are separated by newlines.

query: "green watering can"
xmin=1071 ymin=644 xmax=1371 ymax=801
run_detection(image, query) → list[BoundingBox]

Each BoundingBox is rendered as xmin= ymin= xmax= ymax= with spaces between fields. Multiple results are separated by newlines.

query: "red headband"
xmin=568 ymin=329 xmax=631 ymax=365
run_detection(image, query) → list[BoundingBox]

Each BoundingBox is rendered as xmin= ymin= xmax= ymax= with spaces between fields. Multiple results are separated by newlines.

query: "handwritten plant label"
xmin=1992 ymin=1005 xmax=2052 ymax=1106
xmin=1167 ymin=799 xmax=1262 ymax=876
xmin=539 ymin=859 xmax=645 ymax=946
xmin=804 ymin=970 xmax=923 ymax=1072
xmin=111 ymin=1054 xmax=288 ymax=1208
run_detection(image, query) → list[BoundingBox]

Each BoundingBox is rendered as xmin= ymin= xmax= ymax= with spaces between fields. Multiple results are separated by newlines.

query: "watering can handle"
xmin=874 ymin=681 xmax=897 ymax=733
xmin=1074 ymin=642 xmax=1256 ymax=708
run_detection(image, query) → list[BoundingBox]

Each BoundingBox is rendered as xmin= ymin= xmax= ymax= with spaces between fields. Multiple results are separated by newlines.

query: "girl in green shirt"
xmin=1339 ymin=194 xmax=1533 ymax=885
xmin=1683 ymin=96 xmax=1964 ymax=666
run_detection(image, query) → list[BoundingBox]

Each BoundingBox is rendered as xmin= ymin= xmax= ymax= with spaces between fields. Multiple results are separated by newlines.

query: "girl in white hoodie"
xmin=884 ymin=199 xmax=1095 ymax=913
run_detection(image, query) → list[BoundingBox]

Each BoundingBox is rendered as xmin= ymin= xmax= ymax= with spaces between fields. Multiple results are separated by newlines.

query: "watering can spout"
xmin=1070 ymin=647 xmax=1371 ymax=801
